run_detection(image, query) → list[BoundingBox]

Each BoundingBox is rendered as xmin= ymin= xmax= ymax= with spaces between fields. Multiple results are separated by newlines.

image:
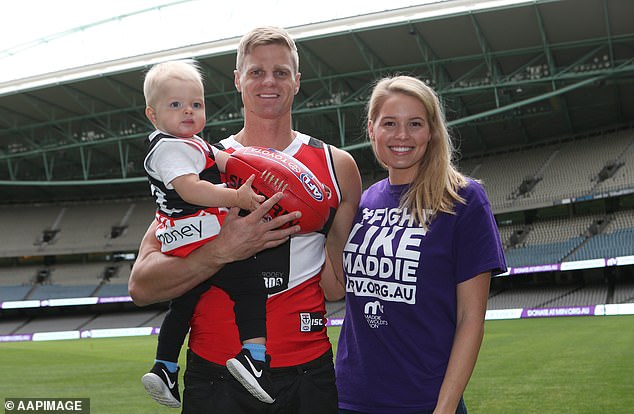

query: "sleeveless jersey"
xmin=144 ymin=131 xmax=226 ymax=257
xmin=188 ymin=132 xmax=342 ymax=367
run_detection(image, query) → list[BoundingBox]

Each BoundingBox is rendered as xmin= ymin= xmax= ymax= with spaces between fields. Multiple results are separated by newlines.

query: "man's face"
xmin=234 ymin=44 xmax=301 ymax=120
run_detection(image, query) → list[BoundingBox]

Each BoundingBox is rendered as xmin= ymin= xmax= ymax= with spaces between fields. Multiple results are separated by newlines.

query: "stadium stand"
xmin=457 ymin=128 xmax=634 ymax=273
xmin=1 ymin=129 xmax=633 ymax=330
xmin=526 ymin=133 xmax=629 ymax=205
xmin=11 ymin=315 xmax=92 ymax=335
xmin=488 ymin=277 xmax=634 ymax=310
xmin=566 ymin=210 xmax=634 ymax=261
xmin=488 ymin=285 xmax=579 ymax=310
xmin=2 ymin=204 xmax=61 ymax=258
xmin=0 ymin=261 xmax=132 ymax=303
xmin=81 ymin=310 xmax=163 ymax=330
xmin=457 ymin=128 xmax=634 ymax=214
xmin=0 ymin=318 xmax=30 ymax=335
xmin=1 ymin=286 xmax=32 ymax=302
xmin=460 ymin=145 xmax=555 ymax=211
xmin=613 ymin=283 xmax=634 ymax=304
xmin=0 ymin=199 xmax=155 ymax=258
xmin=143 ymin=310 xmax=169 ymax=328
xmin=325 ymin=299 xmax=346 ymax=320
xmin=504 ymin=237 xmax=585 ymax=268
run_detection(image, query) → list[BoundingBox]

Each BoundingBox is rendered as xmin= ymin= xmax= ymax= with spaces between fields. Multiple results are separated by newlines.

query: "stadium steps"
xmin=76 ymin=314 xmax=100 ymax=331
xmin=23 ymin=283 xmax=39 ymax=300
xmin=0 ymin=285 xmax=31 ymax=302
xmin=613 ymin=283 xmax=634 ymax=304
xmin=606 ymin=282 xmax=615 ymax=304
xmin=0 ymin=317 xmax=28 ymax=335
xmin=536 ymin=285 xmax=585 ymax=309
xmin=325 ymin=300 xmax=346 ymax=319
xmin=562 ymin=238 xmax=590 ymax=263
xmin=9 ymin=317 xmax=35 ymax=335
xmin=140 ymin=310 xmax=168 ymax=327
xmin=559 ymin=216 xmax=611 ymax=263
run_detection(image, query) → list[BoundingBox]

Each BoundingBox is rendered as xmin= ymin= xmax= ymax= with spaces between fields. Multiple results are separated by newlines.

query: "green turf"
xmin=466 ymin=315 xmax=634 ymax=414
xmin=1 ymin=336 xmax=179 ymax=414
xmin=1 ymin=315 xmax=633 ymax=413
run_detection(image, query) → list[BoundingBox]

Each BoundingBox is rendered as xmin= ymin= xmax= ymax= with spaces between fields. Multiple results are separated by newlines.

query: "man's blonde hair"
xmin=235 ymin=26 xmax=299 ymax=74
xmin=367 ymin=75 xmax=468 ymax=227
xmin=143 ymin=60 xmax=204 ymax=107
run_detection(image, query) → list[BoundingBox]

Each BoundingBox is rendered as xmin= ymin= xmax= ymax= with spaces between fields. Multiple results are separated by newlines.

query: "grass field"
xmin=2 ymin=315 xmax=633 ymax=413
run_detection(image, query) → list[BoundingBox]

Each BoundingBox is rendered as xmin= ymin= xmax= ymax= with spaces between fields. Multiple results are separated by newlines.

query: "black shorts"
xmin=182 ymin=348 xmax=338 ymax=414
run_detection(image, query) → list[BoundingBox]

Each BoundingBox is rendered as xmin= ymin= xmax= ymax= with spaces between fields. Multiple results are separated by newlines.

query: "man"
xmin=129 ymin=26 xmax=361 ymax=413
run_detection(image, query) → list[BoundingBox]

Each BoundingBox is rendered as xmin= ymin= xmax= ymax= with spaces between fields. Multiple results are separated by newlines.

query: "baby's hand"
xmin=235 ymin=174 xmax=266 ymax=211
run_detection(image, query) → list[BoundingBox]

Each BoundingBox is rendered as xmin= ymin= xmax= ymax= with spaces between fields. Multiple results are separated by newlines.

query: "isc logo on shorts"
xmin=299 ymin=312 xmax=325 ymax=332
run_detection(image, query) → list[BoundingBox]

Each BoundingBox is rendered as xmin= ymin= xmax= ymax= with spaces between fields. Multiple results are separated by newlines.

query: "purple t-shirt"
xmin=335 ymin=178 xmax=506 ymax=413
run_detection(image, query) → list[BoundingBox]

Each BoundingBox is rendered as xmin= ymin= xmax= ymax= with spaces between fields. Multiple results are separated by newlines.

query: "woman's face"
xmin=369 ymin=92 xmax=432 ymax=185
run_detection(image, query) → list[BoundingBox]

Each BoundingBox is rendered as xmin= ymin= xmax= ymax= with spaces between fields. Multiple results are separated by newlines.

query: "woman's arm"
xmin=128 ymin=193 xmax=300 ymax=306
xmin=319 ymin=147 xmax=362 ymax=301
xmin=433 ymin=271 xmax=491 ymax=414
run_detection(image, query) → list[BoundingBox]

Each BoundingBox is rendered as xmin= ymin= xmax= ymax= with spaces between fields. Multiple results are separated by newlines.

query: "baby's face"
xmin=148 ymin=78 xmax=205 ymax=138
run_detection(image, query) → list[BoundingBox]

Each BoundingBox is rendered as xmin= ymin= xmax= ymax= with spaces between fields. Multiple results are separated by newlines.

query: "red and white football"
xmin=224 ymin=146 xmax=330 ymax=233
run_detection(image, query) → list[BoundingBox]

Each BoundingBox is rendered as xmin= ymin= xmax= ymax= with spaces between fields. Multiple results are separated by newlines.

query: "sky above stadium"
xmin=0 ymin=0 xmax=433 ymax=84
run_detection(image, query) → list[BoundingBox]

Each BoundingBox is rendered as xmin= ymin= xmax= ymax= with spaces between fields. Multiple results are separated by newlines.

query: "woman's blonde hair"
xmin=367 ymin=75 xmax=468 ymax=227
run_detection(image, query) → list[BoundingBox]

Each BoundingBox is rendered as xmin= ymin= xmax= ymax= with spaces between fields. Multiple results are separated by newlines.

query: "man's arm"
xmin=320 ymin=147 xmax=362 ymax=301
xmin=129 ymin=193 xmax=300 ymax=306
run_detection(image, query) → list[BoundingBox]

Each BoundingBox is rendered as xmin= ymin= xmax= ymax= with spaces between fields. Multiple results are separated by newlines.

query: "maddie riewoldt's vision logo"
xmin=364 ymin=300 xmax=388 ymax=328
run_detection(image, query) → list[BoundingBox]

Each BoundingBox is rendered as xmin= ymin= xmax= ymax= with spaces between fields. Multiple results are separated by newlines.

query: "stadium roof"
xmin=1 ymin=0 xmax=633 ymax=204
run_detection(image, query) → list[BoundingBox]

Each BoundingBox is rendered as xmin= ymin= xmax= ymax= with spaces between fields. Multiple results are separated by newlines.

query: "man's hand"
xmin=129 ymin=192 xmax=301 ymax=306
xmin=208 ymin=192 xmax=301 ymax=262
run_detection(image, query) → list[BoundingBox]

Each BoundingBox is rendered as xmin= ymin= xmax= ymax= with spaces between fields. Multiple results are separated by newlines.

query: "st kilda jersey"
xmin=188 ymin=132 xmax=342 ymax=367
xmin=144 ymin=131 xmax=226 ymax=257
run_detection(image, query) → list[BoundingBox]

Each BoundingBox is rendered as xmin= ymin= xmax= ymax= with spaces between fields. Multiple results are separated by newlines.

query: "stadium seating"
xmin=567 ymin=210 xmax=634 ymax=261
xmin=81 ymin=310 xmax=162 ymax=330
xmin=512 ymin=130 xmax=634 ymax=209
xmin=11 ymin=315 xmax=91 ymax=335
xmin=1 ymin=128 xmax=633 ymax=336
xmin=0 ymin=317 xmax=28 ymax=335
xmin=568 ymin=228 xmax=634 ymax=261
xmin=325 ymin=299 xmax=346 ymax=320
xmin=504 ymin=237 xmax=585 ymax=267
xmin=0 ymin=199 xmax=155 ymax=258
xmin=457 ymin=128 xmax=634 ymax=213
xmin=613 ymin=283 xmax=634 ymax=304
xmin=0 ymin=261 xmax=132 ymax=303
xmin=460 ymin=145 xmax=555 ymax=211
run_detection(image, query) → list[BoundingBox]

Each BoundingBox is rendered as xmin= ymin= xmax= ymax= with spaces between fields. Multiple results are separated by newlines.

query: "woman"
xmin=335 ymin=76 xmax=507 ymax=414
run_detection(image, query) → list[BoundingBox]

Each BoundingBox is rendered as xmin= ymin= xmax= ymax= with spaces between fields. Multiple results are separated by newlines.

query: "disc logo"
xmin=300 ymin=173 xmax=324 ymax=201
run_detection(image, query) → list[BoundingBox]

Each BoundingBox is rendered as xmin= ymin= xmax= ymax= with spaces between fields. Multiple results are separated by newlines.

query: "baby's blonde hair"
xmin=143 ymin=60 xmax=204 ymax=108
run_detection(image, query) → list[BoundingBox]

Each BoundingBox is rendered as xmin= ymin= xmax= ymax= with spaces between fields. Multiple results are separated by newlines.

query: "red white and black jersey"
xmin=188 ymin=132 xmax=342 ymax=367
xmin=144 ymin=131 xmax=226 ymax=257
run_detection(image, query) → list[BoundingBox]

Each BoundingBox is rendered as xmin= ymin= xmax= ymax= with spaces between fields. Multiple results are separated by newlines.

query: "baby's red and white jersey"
xmin=144 ymin=131 xmax=226 ymax=257
xmin=189 ymin=132 xmax=342 ymax=367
